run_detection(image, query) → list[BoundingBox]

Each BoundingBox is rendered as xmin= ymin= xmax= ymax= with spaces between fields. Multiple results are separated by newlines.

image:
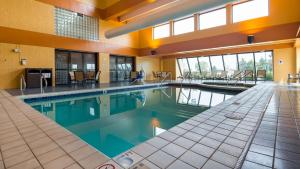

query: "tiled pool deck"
xmin=0 ymin=83 xmax=299 ymax=169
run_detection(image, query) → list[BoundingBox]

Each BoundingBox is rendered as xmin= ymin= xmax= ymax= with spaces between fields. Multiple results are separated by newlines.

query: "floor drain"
xmin=116 ymin=157 xmax=134 ymax=168
xmin=225 ymin=113 xmax=244 ymax=120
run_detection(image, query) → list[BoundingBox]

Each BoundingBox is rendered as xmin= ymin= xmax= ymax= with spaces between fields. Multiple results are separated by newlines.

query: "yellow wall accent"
xmin=139 ymin=0 xmax=300 ymax=48
xmin=0 ymin=0 xmax=54 ymax=34
xmin=136 ymin=56 xmax=161 ymax=80
xmin=161 ymin=57 xmax=177 ymax=80
xmin=296 ymin=47 xmax=300 ymax=73
xmin=0 ymin=43 xmax=55 ymax=89
xmin=0 ymin=0 xmax=139 ymax=49
xmin=99 ymin=53 xmax=110 ymax=83
xmin=269 ymin=48 xmax=296 ymax=83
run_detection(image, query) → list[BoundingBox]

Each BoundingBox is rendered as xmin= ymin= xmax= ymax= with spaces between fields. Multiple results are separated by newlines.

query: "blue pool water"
xmin=26 ymin=87 xmax=237 ymax=157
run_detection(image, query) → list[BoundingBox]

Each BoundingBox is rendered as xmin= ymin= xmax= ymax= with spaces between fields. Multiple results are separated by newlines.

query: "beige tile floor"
xmin=0 ymin=90 xmax=109 ymax=169
xmin=0 ymin=83 xmax=299 ymax=169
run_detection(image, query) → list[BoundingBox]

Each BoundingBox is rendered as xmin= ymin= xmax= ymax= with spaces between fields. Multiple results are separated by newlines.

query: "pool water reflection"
xmin=27 ymin=87 xmax=237 ymax=157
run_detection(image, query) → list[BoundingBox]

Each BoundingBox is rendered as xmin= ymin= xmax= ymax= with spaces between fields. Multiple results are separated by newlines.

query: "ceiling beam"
xmin=103 ymin=0 xmax=148 ymax=20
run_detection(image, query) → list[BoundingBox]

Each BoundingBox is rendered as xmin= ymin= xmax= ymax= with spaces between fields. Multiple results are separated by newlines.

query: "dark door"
xmin=55 ymin=50 xmax=98 ymax=85
xmin=110 ymin=55 xmax=135 ymax=83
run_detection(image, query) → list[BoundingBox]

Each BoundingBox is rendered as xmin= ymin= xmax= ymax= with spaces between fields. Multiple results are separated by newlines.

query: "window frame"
xmin=232 ymin=0 xmax=269 ymax=23
xmin=198 ymin=7 xmax=227 ymax=30
xmin=173 ymin=15 xmax=195 ymax=35
xmin=176 ymin=50 xmax=273 ymax=81
xmin=152 ymin=22 xmax=171 ymax=40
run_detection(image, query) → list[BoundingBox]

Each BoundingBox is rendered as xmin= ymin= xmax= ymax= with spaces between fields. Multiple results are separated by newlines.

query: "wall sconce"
xmin=12 ymin=48 xmax=21 ymax=53
xmin=20 ymin=58 xmax=27 ymax=65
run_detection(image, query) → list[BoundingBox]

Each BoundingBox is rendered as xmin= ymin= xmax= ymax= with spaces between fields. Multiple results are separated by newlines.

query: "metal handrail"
xmin=40 ymin=75 xmax=48 ymax=93
xmin=160 ymin=72 xmax=172 ymax=84
xmin=178 ymin=72 xmax=192 ymax=87
xmin=231 ymin=71 xmax=253 ymax=86
xmin=20 ymin=75 xmax=26 ymax=91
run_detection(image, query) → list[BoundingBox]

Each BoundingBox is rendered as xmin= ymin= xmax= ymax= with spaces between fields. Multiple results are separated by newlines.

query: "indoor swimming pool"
xmin=25 ymin=86 xmax=237 ymax=157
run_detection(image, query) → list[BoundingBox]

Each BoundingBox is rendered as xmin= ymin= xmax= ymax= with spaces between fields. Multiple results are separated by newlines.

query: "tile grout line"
xmin=161 ymin=85 xmax=268 ymax=169
xmin=5 ymin=95 xmax=87 ymax=169
xmin=0 ymin=102 xmax=45 ymax=169
xmin=271 ymin=90 xmax=280 ymax=169
xmin=233 ymin=86 xmax=274 ymax=169
xmin=287 ymin=89 xmax=300 ymax=139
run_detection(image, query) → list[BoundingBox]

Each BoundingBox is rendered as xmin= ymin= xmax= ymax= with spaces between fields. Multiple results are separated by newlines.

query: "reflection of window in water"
xmin=89 ymin=107 xmax=95 ymax=116
xmin=188 ymin=89 xmax=200 ymax=106
xmin=199 ymin=91 xmax=212 ymax=107
xmin=211 ymin=93 xmax=225 ymax=106
xmin=177 ymin=88 xmax=234 ymax=107
xmin=178 ymin=88 xmax=191 ymax=104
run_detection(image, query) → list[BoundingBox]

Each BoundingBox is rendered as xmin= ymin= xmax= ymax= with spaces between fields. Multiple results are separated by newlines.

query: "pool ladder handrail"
xmin=20 ymin=75 xmax=26 ymax=92
xmin=40 ymin=75 xmax=48 ymax=93
xmin=231 ymin=71 xmax=252 ymax=86
xmin=160 ymin=72 xmax=172 ymax=85
xmin=179 ymin=72 xmax=191 ymax=88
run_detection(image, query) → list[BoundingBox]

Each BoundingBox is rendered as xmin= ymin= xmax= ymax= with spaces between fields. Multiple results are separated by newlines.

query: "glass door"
xmin=55 ymin=50 xmax=98 ymax=85
xmin=110 ymin=55 xmax=135 ymax=82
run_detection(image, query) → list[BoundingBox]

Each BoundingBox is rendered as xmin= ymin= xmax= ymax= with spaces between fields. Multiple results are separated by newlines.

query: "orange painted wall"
xmin=98 ymin=53 xmax=110 ymax=83
xmin=274 ymin=48 xmax=296 ymax=83
xmin=0 ymin=43 xmax=55 ymax=89
xmin=0 ymin=0 xmax=54 ymax=34
xmin=139 ymin=0 xmax=300 ymax=49
xmin=161 ymin=57 xmax=177 ymax=80
xmin=0 ymin=0 xmax=140 ymax=89
xmin=136 ymin=56 xmax=161 ymax=80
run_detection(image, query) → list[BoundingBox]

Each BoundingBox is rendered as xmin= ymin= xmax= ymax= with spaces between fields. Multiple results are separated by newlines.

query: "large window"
xmin=176 ymin=51 xmax=273 ymax=80
xmin=233 ymin=0 xmax=269 ymax=23
xmin=153 ymin=23 xmax=170 ymax=39
xmin=238 ymin=53 xmax=255 ymax=71
xmin=187 ymin=58 xmax=200 ymax=78
xmin=174 ymin=16 xmax=195 ymax=35
xmin=55 ymin=8 xmax=99 ymax=41
xmin=177 ymin=58 xmax=190 ymax=76
xmin=210 ymin=56 xmax=224 ymax=72
xmin=199 ymin=8 xmax=226 ymax=30
xmin=255 ymin=51 xmax=273 ymax=80
xmin=198 ymin=57 xmax=211 ymax=73
xmin=223 ymin=54 xmax=238 ymax=76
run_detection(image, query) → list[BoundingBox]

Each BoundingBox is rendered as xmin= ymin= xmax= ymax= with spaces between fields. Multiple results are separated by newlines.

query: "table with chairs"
xmin=69 ymin=71 xmax=100 ymax=85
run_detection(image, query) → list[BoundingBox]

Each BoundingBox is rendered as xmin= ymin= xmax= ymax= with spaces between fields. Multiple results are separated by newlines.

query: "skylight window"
xmin=233 ymin=0 xmax=269 ymax=23
xmin=199 ymin=8 xmax=226 ymax=30
xmin=174 ymin=16 xmax=195 ymax=35
xmin=153 ymin=23 xmax=170 ymax=39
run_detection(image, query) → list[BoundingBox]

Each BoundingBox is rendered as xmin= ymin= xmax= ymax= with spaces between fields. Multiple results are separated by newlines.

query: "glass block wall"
xmin=55 ymin=8 xmax=99 ymax=41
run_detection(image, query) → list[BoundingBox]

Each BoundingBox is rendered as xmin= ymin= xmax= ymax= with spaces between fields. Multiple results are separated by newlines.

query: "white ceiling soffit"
xmin=105 ymin=0 xmax=237 ymax=39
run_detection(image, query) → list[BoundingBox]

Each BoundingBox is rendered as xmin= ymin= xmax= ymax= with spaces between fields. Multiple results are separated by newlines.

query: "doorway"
xmin=110 ymin=55 xmax=135 ymax=82
xmin=55 ymin=49 xmax=98 ymax=85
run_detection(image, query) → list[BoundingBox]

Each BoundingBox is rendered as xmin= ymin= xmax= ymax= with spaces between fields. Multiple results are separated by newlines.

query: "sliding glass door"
xmin=55 ymin=50 xmax=98 ymax=85
xmin=110 ymin=55 xmax=135 ymax=83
